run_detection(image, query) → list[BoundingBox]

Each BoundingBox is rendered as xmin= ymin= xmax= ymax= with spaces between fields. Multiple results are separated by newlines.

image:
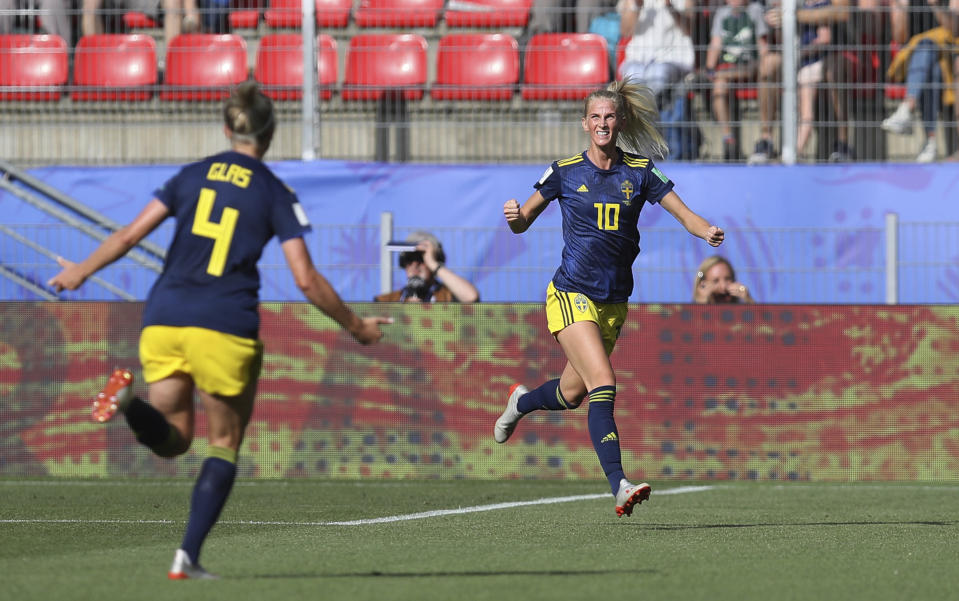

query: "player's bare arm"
xmin=504 ymin=191 xmax=549 ymax=234
xmin=281 ymin=237 xmax=391 ymax=344
xmin=659 ymin=191 xmax=724 ymax=247
xmin=48 ymin=198 xmax=169 ymax=292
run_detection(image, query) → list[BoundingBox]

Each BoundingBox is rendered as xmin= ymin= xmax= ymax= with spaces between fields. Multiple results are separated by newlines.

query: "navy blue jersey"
xmin=535 ymin=149 xmax=674 ymax=303
xmin=143 ymin=150 xmax=311 ymax=338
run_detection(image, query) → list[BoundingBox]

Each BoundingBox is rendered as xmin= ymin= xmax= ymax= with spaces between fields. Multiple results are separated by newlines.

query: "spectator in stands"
xmin=693 ymin=255 xmax=754 ymax=303
xmin=374 ymin=231 xmax=480 ymax=303
xmin=527 ymin=0 xmax=618 ymax=36
xmin=494 ymin=78 xmax=725 ymax=518
xmin=703 ymin=0 xmax=770 ymax=161
xmin=750 ymin=0 xmax=861 ymax=163
xmin=794 ymin=0 xmax=834 ymax=158
xmin=617 ymin=0 xmax=696 ymax=100
xmin=0 ymin=0 xmax=73 ymax=46
xmin=951 ymin=0 xmax=959 ymax=160
xmin=47 ymin=81 xmax=390 ymax=580
xmin=83 ymin=0 xmax=135 ymax=35
xmin=83 ymin=0 xmax=199 ymax=47
xmin=881 ymin=0 xmax=956 ymax=163
xmin=198 ymin=0 xmax=228 ymax=32
xmin=165 ymin=0 xmax=200 ymax=39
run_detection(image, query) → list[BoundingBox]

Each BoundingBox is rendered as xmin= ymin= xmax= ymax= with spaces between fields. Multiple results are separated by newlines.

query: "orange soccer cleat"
xmin=92 ymin=368 xmax=133 ymax=423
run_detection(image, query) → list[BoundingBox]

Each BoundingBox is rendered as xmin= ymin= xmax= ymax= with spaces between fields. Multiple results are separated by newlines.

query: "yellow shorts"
xmin=139 ymin=326 xmax=263 ymax=397
xmin=545 ymin=281 xmax=627 ymax=355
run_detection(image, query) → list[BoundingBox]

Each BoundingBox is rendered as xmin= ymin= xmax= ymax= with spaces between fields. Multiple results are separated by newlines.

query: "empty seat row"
xmin=0 ymin=32 xmax=611 ymax=102
xmin=123 ymin=0 xmax=533 ymax=30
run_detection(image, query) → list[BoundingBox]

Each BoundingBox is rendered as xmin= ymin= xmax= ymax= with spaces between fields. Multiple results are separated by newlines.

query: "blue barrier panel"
xmin=2 ymin=161 xmax=958 ymax=303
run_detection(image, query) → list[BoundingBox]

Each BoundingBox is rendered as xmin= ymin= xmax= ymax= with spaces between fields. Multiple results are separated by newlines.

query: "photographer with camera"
xmin=374 ymin=231 xmax=480 ymax=303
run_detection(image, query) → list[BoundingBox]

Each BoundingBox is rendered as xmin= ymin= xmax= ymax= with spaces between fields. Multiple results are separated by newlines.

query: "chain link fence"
xmin=2 ymin=1 xmax=957 ymax=166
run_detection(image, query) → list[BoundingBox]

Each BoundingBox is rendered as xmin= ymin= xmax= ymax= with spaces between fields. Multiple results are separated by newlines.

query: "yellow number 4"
xmin=593 ymin=202 xmax=620 ymax=231
xmin=192 ymin=188 xmax=239 ymax=277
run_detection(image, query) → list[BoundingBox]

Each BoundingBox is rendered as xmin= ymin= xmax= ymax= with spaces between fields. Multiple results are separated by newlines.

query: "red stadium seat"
xmin=443 ymin=0 xmax=532 ymax=28
xmin=254 ymin=33 xmax=337 ymax=100
xmin=885 ymin=84 xmax=906 ymax=100
xmin=735 ymin=87 xmax=757 ymax=101
xmin=160 ymin=34 xmax=248 ymax=101
xmin=431 ymin=33 xmax=518 ymax=101
xmin=315 ymin=0 xmax=351 ymax=27
xmin=122 ymin=11 xmax=158 ymax=29
xmin=264 ymin=0 xmax=300 ymax=27
xmin=264 ymin=0 xmax=351 ymax=28
xmin=521 ymin=33 xmax=609 ymax=101
xmin=0 ymin=34 xmax=68 ymax=101
xmin=230 ymin=9 xmax=260 ymax=28
xmin=353 ymin=0 xmax=443 ymax=28
xmin=71 ymin=34 xmax=157 ymax=101
xmin=342 ymin=34 xmax=427 ymax=101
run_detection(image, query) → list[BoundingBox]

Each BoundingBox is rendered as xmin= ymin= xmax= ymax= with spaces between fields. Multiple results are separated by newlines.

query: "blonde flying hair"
xmin=693 ymin=255 xmax=736 ymax=301
xmin=583 ymin=77 xmax=669 ymax=159
xmin=223 ymin=80 xmax=276 ymax=154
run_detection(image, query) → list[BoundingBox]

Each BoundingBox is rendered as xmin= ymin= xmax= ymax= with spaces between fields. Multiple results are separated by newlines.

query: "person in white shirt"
xmin=617 ymin=0 xmax=696 ymax=99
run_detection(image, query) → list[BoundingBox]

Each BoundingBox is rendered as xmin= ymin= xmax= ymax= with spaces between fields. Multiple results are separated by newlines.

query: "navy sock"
xmin=517 ymin=378 xmax=571 ymax=413
xmin=181 ymin=448 xmax=237 ymax=564
xmin=123 ymin=397 xmax=172 ymax=449
xmin=586 ymin=386 xmax=625 ymax=494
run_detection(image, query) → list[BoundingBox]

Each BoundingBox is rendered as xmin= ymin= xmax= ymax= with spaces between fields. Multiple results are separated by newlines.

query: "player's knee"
xmin=563 ymin=393 xmax=585 ymax=410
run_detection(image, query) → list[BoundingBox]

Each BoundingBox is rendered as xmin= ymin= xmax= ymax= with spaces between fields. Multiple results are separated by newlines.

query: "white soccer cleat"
xmin=493 ymin=383 xmax=528 ymax=444
xmin=615 ymin=479 xmax=651 ymax=517
xmin=881 ymin=102 xmax=913 ymax=135
xmin=168 ymin=549 xmax=218 ymax=580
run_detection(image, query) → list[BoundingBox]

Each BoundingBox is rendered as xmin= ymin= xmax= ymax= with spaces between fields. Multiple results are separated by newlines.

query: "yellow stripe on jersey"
xmin=557 ymin=154 xmax=585 ymax=167
xmin=622 ymin=156 xmax=649 ymax=168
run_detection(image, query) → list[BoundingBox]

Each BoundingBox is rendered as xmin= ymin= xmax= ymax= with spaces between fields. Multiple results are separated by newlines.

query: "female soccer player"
xmin=48 ymin=81 xmax=391 ymax=579
xmin=494 ymin=78 xmax=724 ymax=517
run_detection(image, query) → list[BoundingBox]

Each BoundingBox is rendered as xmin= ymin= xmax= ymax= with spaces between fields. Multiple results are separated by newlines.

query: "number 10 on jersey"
xmin=594 ymin=203 xmax=620 ymax=231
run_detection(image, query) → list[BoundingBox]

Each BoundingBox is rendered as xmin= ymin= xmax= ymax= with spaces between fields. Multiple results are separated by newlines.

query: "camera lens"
xmin=399 ymin=251 xmax=424 ymax=267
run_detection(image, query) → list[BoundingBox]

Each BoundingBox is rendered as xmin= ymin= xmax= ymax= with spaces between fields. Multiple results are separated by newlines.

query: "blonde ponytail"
xmin=584 ymin=77 xmax=668 ymax=159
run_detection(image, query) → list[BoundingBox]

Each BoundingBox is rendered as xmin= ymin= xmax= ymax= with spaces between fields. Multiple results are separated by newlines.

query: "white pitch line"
xmin=0 ymin=485 xmax=713 ymax=527
xmin=0 ymin=519 xmax=177 ymax=524
xmin=320 ymin=484 xmax=714 ymax=526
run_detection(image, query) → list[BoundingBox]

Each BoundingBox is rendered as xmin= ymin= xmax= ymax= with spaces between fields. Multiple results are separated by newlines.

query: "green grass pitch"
xmin=2 ymin=479 xmax=957 ymax=601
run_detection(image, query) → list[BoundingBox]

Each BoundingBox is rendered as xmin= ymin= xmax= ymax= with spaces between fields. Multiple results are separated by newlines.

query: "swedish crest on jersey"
xmin=620 ymin=179 xmax=634 ymax=202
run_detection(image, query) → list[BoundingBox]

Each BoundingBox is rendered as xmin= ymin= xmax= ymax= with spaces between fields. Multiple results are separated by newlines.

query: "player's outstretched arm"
xmin=47 ymin=199 xmax=169 ymax=293
xmin=282 ymin=237 xmax=391 ymax=345
xmin=504 ymin=191 xmax=549 ymax=234
xmin=659 ymin=191 xmax=724 ymax=247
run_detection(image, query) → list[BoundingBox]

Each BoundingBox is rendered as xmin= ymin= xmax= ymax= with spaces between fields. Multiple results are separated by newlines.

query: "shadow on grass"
xmin=243 ymin=568 xmax=657 ymax=579
xmin=636 ymin=520 xmax=956 ymax=530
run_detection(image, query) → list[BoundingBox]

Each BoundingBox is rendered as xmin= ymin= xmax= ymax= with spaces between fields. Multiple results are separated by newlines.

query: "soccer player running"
xmin=48 ymin=81 xmax=391 ymax=579
xmin=495 ymin=78 xmax=724 ymax=517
